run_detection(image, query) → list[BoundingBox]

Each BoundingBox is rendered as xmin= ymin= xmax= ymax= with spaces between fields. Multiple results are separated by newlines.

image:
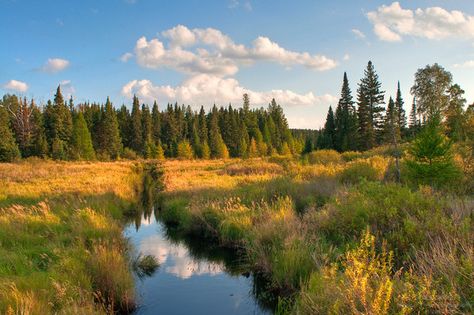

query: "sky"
xmin=1 ymin=0 xmax=474 ymax=129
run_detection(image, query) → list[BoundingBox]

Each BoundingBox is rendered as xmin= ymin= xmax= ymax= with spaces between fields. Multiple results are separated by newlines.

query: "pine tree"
xmin=334 ymin=72 xmax=358 ymax=151
xmin=406 ymin=118 xmax=461 ymax=188
xmin=0 ymin=105 xmax=20 ymax=161
xmin=409 ymin=97 xmax=420 ymax=137
xmin=318 ymin=106 xmax=336 ymax=149
xmin=117 ymin=105 xmax=131 ymax=148
xmin=395 ymin=81 xmax=406 ymax=135
xmin=357 ymin=61 xmax=385 ymax=150
xmin=129 ymin=95 xmax=143 ymax=154
xmin=142 ymin=104 xmax=152 ymax=155
xmin=383 ymin=97 xmax=400 ymax=143
xmin=151 ymin=101 xmax=161 ymax=143
xmin=71 ymin=111 xmax=95 ymax=160
xmin=201 ymin=141 xmax=211 ymax=159
xmin=30 ymin=106 xmax=48 ymax=157
xmin=97 ymin=97 xmax=122 ymax=159
xmin=44 ymin=86 xmax=73 ymax=158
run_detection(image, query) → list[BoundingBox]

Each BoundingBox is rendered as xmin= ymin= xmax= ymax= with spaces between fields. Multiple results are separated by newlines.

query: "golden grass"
xmin=0 ymin=160 xmax=141 ymax=202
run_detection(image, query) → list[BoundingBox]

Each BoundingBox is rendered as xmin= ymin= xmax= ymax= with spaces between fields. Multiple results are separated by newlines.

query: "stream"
xmin=124 ymin=208 xmax=274 ymax=315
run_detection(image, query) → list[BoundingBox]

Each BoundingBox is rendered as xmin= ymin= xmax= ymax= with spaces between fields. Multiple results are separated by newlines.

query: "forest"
xmin=2 ymin=61 xmax=471 ymax=164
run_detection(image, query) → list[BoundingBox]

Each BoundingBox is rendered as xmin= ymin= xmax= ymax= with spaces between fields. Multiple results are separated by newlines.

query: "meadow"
xmin=0 ymin=147 xmax=472 ymax=314
xmin=0 ymin=160 xmax=145 ymax=314
xmin=157 ymin=149 xmax=473 ymax=314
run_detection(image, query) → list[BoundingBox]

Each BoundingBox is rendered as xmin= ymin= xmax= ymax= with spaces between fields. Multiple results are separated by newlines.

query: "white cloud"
xmin=120 ymin=52 xmax=133 ymax=62
xmin=133 ymin=25 xmax=337 ymax=76
xmin=3 ymin=80 xmax=29 ymax=92
xmin=351 ymin=28 xmax=366 ymax=39
xmin=41 ymin=58 xmax=70 ymax=73
xmin=367 ymin=2 xmax=474 ymax=42
xmin=121 ymin=74 xmax=336 ymax=108
xmin=343 ymin=53 xmax=350 ymax=61
xmin=454 ymin=60 xmax=474 ymax=68
xmin=228 ymin=0 xmax=251 ymax=11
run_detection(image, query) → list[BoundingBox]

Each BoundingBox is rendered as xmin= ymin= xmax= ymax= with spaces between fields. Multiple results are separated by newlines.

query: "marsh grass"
xmin=157 ymin=156 xmax=473 ymax=314
xmin=0 ymin=161 xmax=145 ymax=314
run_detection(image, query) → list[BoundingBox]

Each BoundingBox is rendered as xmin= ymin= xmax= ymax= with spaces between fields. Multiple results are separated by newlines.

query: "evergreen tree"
xmin=409 ymin=97 xmax=420 ymax=137
xmin=303 ymin=137 xmax=313 ymax=154
xmin=30 ymin=105 xmax=48 ymax=157
xmin=44 ymin=86 xmax=73 ymax=158
xmin=334 ymin=72 xmax=358 ymax=151
xmin=97 ymin=97 xmax=122 ymax=159
xmin=0 ymin=105 xmax=20 ymax=161
xmin=142 ymin=104 xmax=152 ymax=154
xmin=117 ymin=105 xmax=131 ymax=148
xmin=406 ymin=118 xmax=461 ymax=188
xmin=201 ymin=141 xmax=211 ymax=159
xmin=129 ymin=95 xmax=143 ymax=154
xmin=357 ymin=61 xmax=385 ymax=149
xmin=395 ymin=81 xmax=406 ymax=134
xmin=151 ymin=101 xmax=161 ymax=143
xmin=71 ymin=111 xmax=95 ymax=160
xmin=318 ymin=106 xmax=336 ymax=149
xmin=383 ymin=97 xmax=400 ymax=143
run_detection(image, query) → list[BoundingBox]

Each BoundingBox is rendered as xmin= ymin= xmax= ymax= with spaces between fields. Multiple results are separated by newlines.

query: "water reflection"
xmin=124 ymin=213 xmax=272 ymax=315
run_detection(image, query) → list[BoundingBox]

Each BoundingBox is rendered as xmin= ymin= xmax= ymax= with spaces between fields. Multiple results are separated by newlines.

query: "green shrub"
xmin=308 ymin=149 xmax=342 ymax=165
xmin=340 ymin=161 xmax=378 ymax=184
xmin=341 ymin=151 xmax=363 ymax=162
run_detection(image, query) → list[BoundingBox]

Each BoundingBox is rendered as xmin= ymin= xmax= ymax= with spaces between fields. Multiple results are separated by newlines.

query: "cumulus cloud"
xmin=121 ymin=74 xmax=337 ymax=108
xmin=367 ymin=2 xmax=474 ymax=42
xmin=343 ymin=53 xmax=350 ymax=61
xmin=41 ymin=58 xmax=70 ymax=73
xmin=3 ymin=80 xmax=29 ymax=92
xmin=454 ymin=60 xmax=474 ymax=68
xmin=133 ymin=25 xmax=337 ymax=76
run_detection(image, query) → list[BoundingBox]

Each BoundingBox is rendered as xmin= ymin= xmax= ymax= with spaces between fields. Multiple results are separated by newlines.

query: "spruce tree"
xmin=319 ymin=106 xmax=336 ymax=149
xmin=97 ymin=97 xmax=122 ymax=159
xmin=383 ymin=97 xmax=400 ymax=143
xmin=151 ymin=101 xmax=161 ymax=143
xmin=129 ymin=95 xmax=143 ymax=154
xmin=0 ymin=105 xmax=20 ymax=161
xmin=357 ymin=61 xmax=385 ymax=150
xmin=142 ymin=104 xmax=153 ymax=156
xmin=334 ymin=72 xmax=357 ymax=151
xmin=395 ymin=81 xmax=406 ymax=135
xmin=71 ymin=111 xmax=95 ymax=160
xmin=409 ymin=97 xmax=420 ymax=137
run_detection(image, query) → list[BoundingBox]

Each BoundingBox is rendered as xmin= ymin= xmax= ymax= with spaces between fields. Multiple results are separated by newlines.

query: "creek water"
xmin=124 ymin=210 xmax=273 ymax=315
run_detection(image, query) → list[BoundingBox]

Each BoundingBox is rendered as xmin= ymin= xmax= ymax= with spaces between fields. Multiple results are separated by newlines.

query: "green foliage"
xmin=405 ymin=119 xmax=461 ymax=188
xmin=70 ymin=112 xmax=95 ymax=160
xmin=0 ymin=106 xmax=20 ymax=162
xmin=308 ymin=149 xmax=342 ymax=165
xmin=340 ymin=161 xmax=378 ymax=184
xmin=176 ymin=140 xmax=194 ymax=160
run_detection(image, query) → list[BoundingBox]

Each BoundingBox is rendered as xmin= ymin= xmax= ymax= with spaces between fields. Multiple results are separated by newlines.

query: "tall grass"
xmin=0 ymin=161 xmax=146 ymax=314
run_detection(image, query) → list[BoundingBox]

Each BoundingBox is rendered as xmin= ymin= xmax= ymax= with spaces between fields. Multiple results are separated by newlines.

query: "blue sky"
xmin=1 ymin=0 xmax=474 ymax=128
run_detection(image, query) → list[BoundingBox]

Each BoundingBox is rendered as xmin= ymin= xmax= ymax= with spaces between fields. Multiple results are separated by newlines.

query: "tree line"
xmin=0 ymin=89 xmax=308 ymax=161
xmin=316 ymin=62 xmax=474 ymax=152
xmin=1 ymin=61 xmax=472 ymax=162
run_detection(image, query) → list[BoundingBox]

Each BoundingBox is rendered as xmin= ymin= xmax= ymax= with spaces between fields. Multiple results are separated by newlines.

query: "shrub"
xmin=405 ymin=120 xmax=462 ymax=189
xmin=176 ymin=140 xmax=194 ymax=160
xmin=341 ymin=151 xmax=363 ymax=162
xmin=122 ymin=148 xmax=138 ymax=160
xmin=340 ymin=160 xmax=378 ymax=184
xmin=308 ymin=149 xmax=342 ymax=165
